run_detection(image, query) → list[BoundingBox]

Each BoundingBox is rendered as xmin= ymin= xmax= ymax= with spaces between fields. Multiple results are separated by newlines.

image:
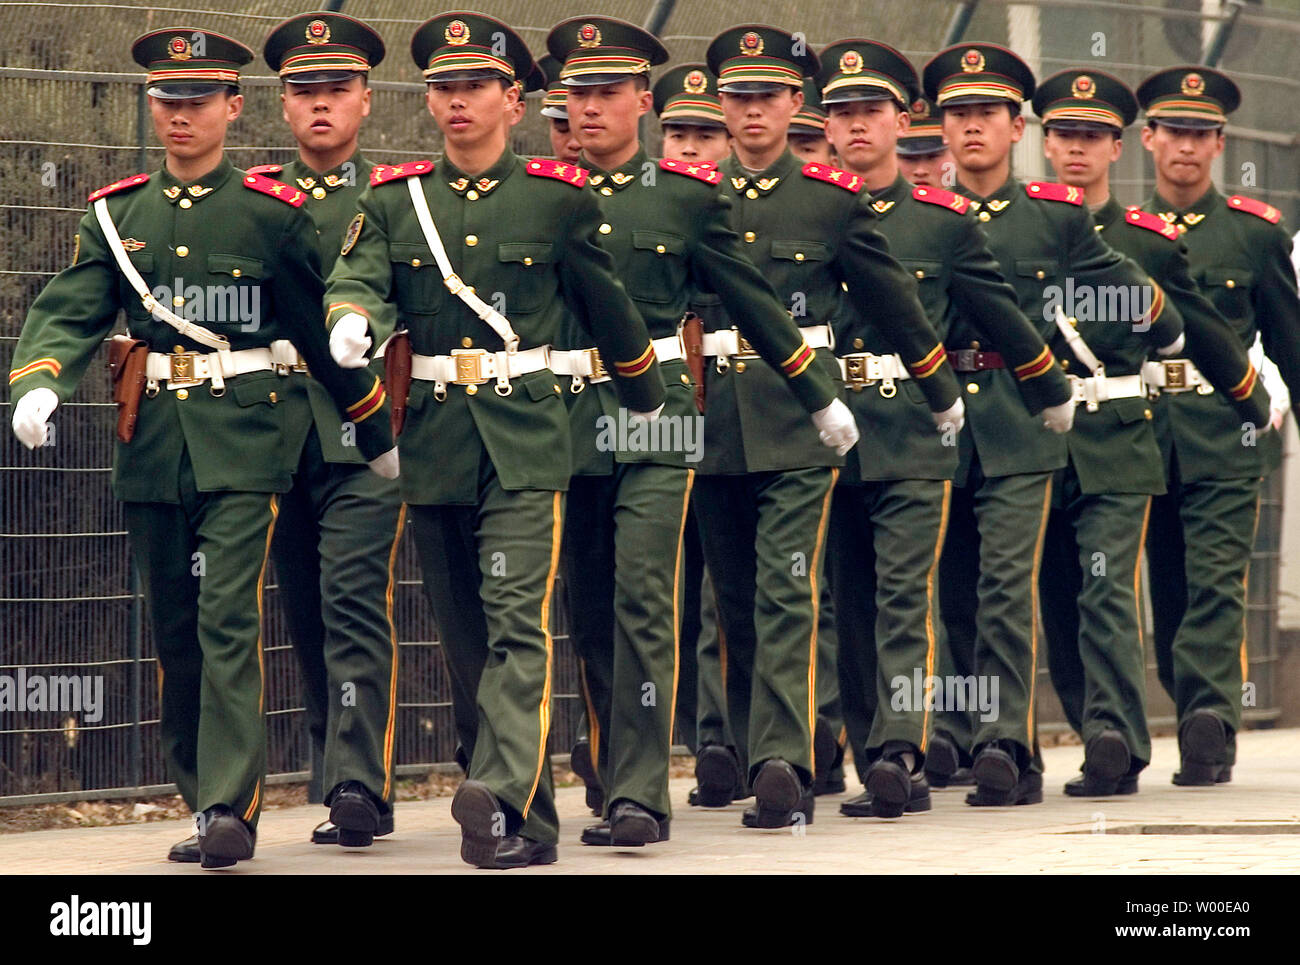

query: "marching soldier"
xmin=322 ymin=12 xmax=666 ymax=868
xmin=1135 ymin=66 xmax=1299 ymax=785
xmin=545 ymin=16 xmax=849 ymax=846
xmin=921 ymin=43 xmax=1182 ymax=806
xmin=8 ymin=28 xmax=397 ymax=869
xmin=788 ymin=79 xmax=833 ymax=165
xmin=695 ymin=24 xmax=960 ymax=828
xmin=817 ymin=39 xmax=1072 ymax=818
xmin=248 ymin=11 xmax=404 ymax=850
xmin=538 ymin=54 xmax=583 ymax=166
xmin=895 ymin=97 xmax=953 ymax=188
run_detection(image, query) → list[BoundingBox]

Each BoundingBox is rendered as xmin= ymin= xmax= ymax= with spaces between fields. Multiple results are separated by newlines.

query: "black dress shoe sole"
xmin=751 ymin=761 xmax=802 ymax=828
xmin=311 ymin=813 xmax=394 ymax=845
xmin=865 ymin=761 xmax=911 ymax=818
xmin=1176 ymin=712 xmax=1228 ymax=784
xmin=972 ymin=748 xmax=1019 ymax=795
xmin=199 ymin=817 xmax=254 ymax=869
xmin=1065 ymin=774 xmax=1139 ymax=796
xmin=1084 ymin=731 xmax=1131 ymax=783
xmin=330 ymin=794 xmax=380 ymax=848
xmin=695 ymin=747 xmax=740 ymax=808
xmin=965 ymin=772 xmax=1044 ymax=807
xmin=451 ymin=781 xmax=507 ymax=868
xmin=582 ymin=818 xmax=671 ymax=847
xmin=610 ymin=807 xmax=661 ymax=847
xmin=924 ymin=735 xmax=961 ymax=784
xmin=167 ymin=836 xmax=200 ymax=863
xmin=492 ymin=843 xmax=559 ymax=869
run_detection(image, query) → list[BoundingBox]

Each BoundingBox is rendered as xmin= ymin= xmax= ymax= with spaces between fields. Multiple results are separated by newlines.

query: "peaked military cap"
xmin=653 ymin=63 xmax=725 ymax=128
xmin=411 ymin=12 xmax=533 ymax=84
xmin=264 ymin=12 xmax=384 ymax=84
xmin=922 ymin=42 xmax=1035 ymax=107
xmin=1137 ymin=65 xmax=1240 ymax=129
xmin=896 ymin=96 xmax=946 ymax=156
xmin=1032 ymin=69 xmax=1136 ymax=132
xmin=706 ymin=25 xmax=819 ymax=94
xmin=132 ymin=27 xmax=254 ymax=100
xmin=537 ymin=54 xmax=568 ymax=118
xmin=546 ymin=16 xmax=668 ymax=87
xmin=817 ymin=38 xmax=917 ymax=107
xmin=790 ymin=78 xmax=828 ymax=135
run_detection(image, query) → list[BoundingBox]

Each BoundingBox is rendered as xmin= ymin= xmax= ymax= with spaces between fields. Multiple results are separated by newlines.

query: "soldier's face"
xmin=941 ymin=102 xmax=1023 ymax=172
xmin=897 ymin=148 xmax=954 ymax=187
xmin=548 ymin=118 xmax=583 ymax=165
xmin=1043 ymin=127 xmax=1121 ymax=190
xmin=825 ymin=99 xmax=905 ymax=173
xmin=788 ymin=132 xmax=833 ymax=165
xmin=719 ymin=88 xmax=802 ymax=155
xmin=281 ymin=77 xmax=371 ymax=154
xmin=661 ymin=124 xmax=730 ymax=164
xmin=149 ymin=92 xmax=242 ymax=160
xmin=1140 ymin=123 xmax=1224 ymax=188
xmin=566 ymin=80 xmax=651 ymax=157
xmin=426 ymin=77 xmax=516 ymax=147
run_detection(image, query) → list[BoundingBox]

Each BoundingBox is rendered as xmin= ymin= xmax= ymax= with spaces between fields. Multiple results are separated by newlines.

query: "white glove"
xmin=1156 ymin=332 xmax=1185 ymax=357
xmin=367 ymin=447 xmax=400 ymax=479
xmin=811 ymin=397 xmax=859 ymax=456
xmin=931 ymin=396 xmax=965 ymax=435
xmin=330 ymin=312 xmax=372 ymax=368
xmin=1041 ymin=397 xmax=1076 ymax=434
xmin=12 ymin=387 xmax=58 ymax=450
xmin=628 ymin=403 xmax=665 ymax=422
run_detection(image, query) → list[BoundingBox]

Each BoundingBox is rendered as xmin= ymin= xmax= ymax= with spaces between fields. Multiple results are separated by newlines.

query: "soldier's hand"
xmin=1042 ymin=397 xmax=1076 ymax=434
xmin=11 ymin=387 xmax=58 ymax=450
xmin=330 ymin=313 xmax=372 ymax=368
xmin=367 ymin=447 xmax=400 ymax=479
xmin=931 ymin=396 xmax=965 ymax=435
xmin=628 ymin=403 xmax=665 ymax=422
xmin=811 ymin=398 xmax=859 ymax=456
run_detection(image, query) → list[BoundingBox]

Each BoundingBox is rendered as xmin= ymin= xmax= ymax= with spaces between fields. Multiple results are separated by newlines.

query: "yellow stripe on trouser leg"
xmin=381 ymin=503 xmax=408 ymax=801
xmin=244 ymin=493 xmax=279 ymax=824
xmin=523 ymin=491 xmax=563 ymax=818
xmin=920 ymin=480 xmax=953 ymax=753
xmin=807 ymin=468 xmax=837 ymax=775
xmin=667 ymin=470 xmax=696 ymax=746
xmin=1025 ymin=479 xmax=1052 ymax=746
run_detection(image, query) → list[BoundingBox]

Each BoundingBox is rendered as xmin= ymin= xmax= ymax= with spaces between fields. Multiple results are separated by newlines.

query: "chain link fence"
xmin=3 ymin=0 xmax=1297 ymax=801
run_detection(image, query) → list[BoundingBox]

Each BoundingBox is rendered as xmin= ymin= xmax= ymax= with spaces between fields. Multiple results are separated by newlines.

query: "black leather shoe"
xmin=866 ymin=754 xmax=932 ymax=818
xmin=944 ymin=767 xmax=976 ymax=787
xmin=570 ymin=738 xmax=604 ymax=815
xmin=695 ymin=744 xmax=741 ymax=808
xmin=744 ymin=759 xmax=814 ymax=828
xmin=311 ymin=809 xmax=394 ymax=845
xmin=965 ymin=768 xmax=1043 ymax=806
xmin=1066 ymin=730 xmax=1132 ymax=796
xmin=489 ymin=835 xmax=558 ymax=869
xmin=687 ymin=786 xmax=700 ymax=807
xmin=1064 ymin=773 xmax=1139 ymax=796
xmin=839 ymin=791 xmax=874 ymax=817
xmin=971 ymin=742 xmax=1020 ymax=797
xmin=924 ymin=732 xmax=966 ymax=787
xmin=812 ymin=717 xmax=842 ymax=795
xmin=581 ymin=813 xmax=671 ymax=847
xmin=1173 ymin=710 xmax=1229 ymax=786
xmin=327 ymin=780 xmax=387 ymax=848
xmin=607 ymin=799 xmax=664 ymax=846
xmin=167 ymin=834 xmax=200 ymax=863
xmin=451 ymin=780 xmax=510 ymax=868
xmin=198 ymin=806 xmax=256 ymax=869
xmin=742 ymin=783 xmax=814 ymax=827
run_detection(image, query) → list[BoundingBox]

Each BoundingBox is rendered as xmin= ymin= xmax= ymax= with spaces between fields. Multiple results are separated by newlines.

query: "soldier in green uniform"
xmin=232 ymin=11 xmax=407 ymax=850
xmin=895 ymin=97 xmax=953 ymax=189
xmin=921 ymin=43 xmax=1181 ymax=806
xmin=1032 ymin=69 xmax=1277 ymax=795
xmin=694 ymin=24 xmax=960 ymax=829
xmin=539 ymin=54 xmax=583 ymax=166
xmin=545 ymin=17 xmax=849 ymax=846
xmin=322 ymin=12 xmax=666 ymax=868
xmin=788 ymin=79 xmax=833 ymax=166
xmin=1135 ymin=67 xmax=1299 ymax=785
xmin=817 ymin=39 xmax=1073 ymax=818
xmin=8 ymin=28 xmax=396 ymax=869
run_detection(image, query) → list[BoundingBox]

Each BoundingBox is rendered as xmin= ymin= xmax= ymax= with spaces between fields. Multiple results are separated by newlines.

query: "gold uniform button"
xmin=523 ymin=257 xmax=533 ymax=266
xmin=977 ymin=210 xmax=989 ymax=222
xmin=1225 ymin=279 xmax=1236 ymax=289
xmin=656 ymin=244 xmax=666 ymax=254
xmin=600 ymin=187 xmax=613 ymax=196
xmin=461 ymin=336 xmax=473 ymax=348
xmin=1060 ymin=359 xmax=1070 ymax=372
xmin=1144 ymin=409 xmax=1153 ymax=420
xmin=312 ymin=187 xmax=326 ymax=200
xmin=967 ymin=382 xmax=980 ymax=394
xmin=735 ymin=361 xmax=747 ymax=373
xmin=466 ymin=384 xmax=478 ymax=395
xmin=970 ymin=341 xmax=980 ymax=350
xmin=1035 ymin=269 xmax=1046 ymax=280
xmin=179 ymin=198 xmax=192 ymax=209
xmin=268 ymin=391 xmax=277 ymax=403
xmin=231 ymin=268 xmax=241 ymax=278
xmin=176 ymin=245 xmax=189 ymax=257
xmin=176 ymin=388 xmax=189 ymax=400
xmin=680 ymin=373 xmax=691 ymax=385
xmin=599 ymin=223 xmax=612 ymax=235
xmin=173 ymin=345 xmax=184 ymax=354
xmin=172 ymin=295 xmax=184 ymax=307
xmin=744 ymin=231 xmax=756 ymax=243
xmin=746 ymin=188 xmax=758 ymax=199
xmin=853 ymin=337 xmax=864 ymax=349
xmin=466 ymin=189 xmax=479 ymax=201
xmin=465 ymin=235 xmax=478 ymax=246
xmin=411 ymin=258 xmax=421 ymax=267
xmin=795 ymin=252 xmax=805 ymax=262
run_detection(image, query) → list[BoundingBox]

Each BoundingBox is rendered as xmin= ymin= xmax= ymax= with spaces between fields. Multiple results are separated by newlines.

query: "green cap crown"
xmin=132 ymin=27 xmax=253 ymax=99
xmin=1032 ymin=69 xmax=1136 ymax=131
xmin=653 ymin=64 xmax=725 ymax=129
xmin=817 ymin=39 xmax=917 ymax=107
xmin=922 ymin=42 xmax=1035 ymax=107
xmin=1137 ymin=66 xmax=1240 ymax=129
xmin=897 ymin=96 xmax=945 ymax=156
xmin=264 ymin=12 xmax=384 ymax=83
xmin=706 ymin=25 xmax=819 ymax=93
xmin=546 ymin=16 xmax=668 ymax=87
xmin=411 ymin=12 xmax=533 ymax=84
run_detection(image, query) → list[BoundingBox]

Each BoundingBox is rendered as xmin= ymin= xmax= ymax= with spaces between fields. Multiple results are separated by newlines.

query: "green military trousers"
xmin=830 ymin=479 xmax=950 ymax=770
xmin=563 ymin=463 xmax=694 ymax=820
xmin=693 ymin=467 xmax=837 ymax=784
xmin=1145 ymin=460 xmax=1260 ymax=767
xmin=1040 ymin=468 xmax=1153 ymax=768
xmin=409 ymin=460 xmax=563 ymax=845
xmin=936 ymin=460 xmax=1052 ymax=771
xmin=124 ymin=452 xmax=279 ymax=828
xmin=674 ymin=504 xmax=706 ymax=751
xmin=271 ymin=425 xmax=405 ymax=806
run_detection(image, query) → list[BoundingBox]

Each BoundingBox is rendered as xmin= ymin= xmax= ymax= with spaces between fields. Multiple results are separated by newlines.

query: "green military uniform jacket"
xmin=840 ymin=175 xmax=1072 ymax=484
xmin=951 ymin=176 xmax=1182 ymax=485
xmin=1141 ymin=188 xmax=1299 ymax=482
xmin=255 ymin=152 xmax=373 ymax=465
xmin=562 ymin=148 xmax=836 ymax=474
xmin=700 ymin=150 xmax=959 ymax=475
xmin=8 ymin=157 xmax=393 ymax=502
xmin=323 ymin=148 xmax=665 ymax=505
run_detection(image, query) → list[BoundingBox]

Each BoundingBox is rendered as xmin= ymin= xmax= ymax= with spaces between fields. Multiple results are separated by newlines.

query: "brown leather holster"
xmin=681 ymin=312 xmax=705 ymax=413
xmin=108 ymin=334 xmax=149 ymax=443
xmin=384 ymin=330 xmax=413 ymax=437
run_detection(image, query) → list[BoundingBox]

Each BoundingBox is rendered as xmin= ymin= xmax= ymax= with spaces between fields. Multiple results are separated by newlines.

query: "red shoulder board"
xmin=1227 ymin=195 xmax=1281 ymax=225
xmin=526 ymin=158 xmax=588 ymax=188
xmin=1025 ymin=181 xmax=1083 ymax=205
xmin=1124 ymin=206 xmax=1180 ymax=241
xmin=660 ymin=157 xmax=723 ymax=185
xmin=912 ymin=185 xmax=970 ymax=215
xmin=243 ymin=173 xmax=305 ymax=207
xmin=245 ymin=164 xmax=283 ymax=176
xmin=88 ymin=173 xmax=149 ymax=203
xmin=369 ymin=160 xmax=434 ymax=187
xmin=802 ymin=162 xmax=863 ymax=193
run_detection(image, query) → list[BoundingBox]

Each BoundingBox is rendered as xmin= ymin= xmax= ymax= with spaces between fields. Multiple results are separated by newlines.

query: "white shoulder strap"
xmin=405 ymin=175 xmax=519 ymax=353
xmin=1054 ymin=305 xmax=1103 ymax=376
xmin=93 ymin=197 xmax=230 ymax=351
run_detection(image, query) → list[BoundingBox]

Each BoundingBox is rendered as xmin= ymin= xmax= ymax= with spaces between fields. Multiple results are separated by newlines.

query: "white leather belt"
xmin=1070 ymin=373 xmax=1145 ymax=411
xmin=837 ymin=352 xmax=911 ymax=387
xmin=411 ymin=345 xmax=551 ymax=398
xmin=551 ymin=334 xmax=684 ymax=390
xmin=269 ymin=339 xmax=309 ymax=374
xmin=144 ymin=347 xmax=276 ymax=394
xmin=1142 ymin=358 xmax=1213 ymax=395
xmin=703 ymin=324 xmax=832 ymax=359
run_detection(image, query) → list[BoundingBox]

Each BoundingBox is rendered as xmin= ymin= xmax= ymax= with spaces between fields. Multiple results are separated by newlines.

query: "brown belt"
xmin=947 ymin=349 xmax=1004 ymax=372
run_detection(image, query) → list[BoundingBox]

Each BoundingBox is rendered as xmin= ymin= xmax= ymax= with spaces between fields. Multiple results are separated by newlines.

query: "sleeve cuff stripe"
xmin=909 ymin=344 xmax=947 ymax=379
xmin=346 ymin=378 xmax=383 ymax=417
xmin=9 ymin=358 xmax=61 ymax=384
xmin=782 ymin=343 xmax=815 ymax=378
xmin=614 ymin=343 xmax=655 ymax=377
xmin=1230 ymin=365 xmax=1257 ymax=402
xmin=328 ymin=302 xmax=369 ymax=323
xmin=1014 ymin=348 xmax=1055 ymax=380
xmin=348 ymin=382 xmax=386 ymax=423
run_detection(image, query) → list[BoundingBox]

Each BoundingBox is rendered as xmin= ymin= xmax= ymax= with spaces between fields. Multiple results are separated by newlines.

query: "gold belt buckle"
xmin=844 ymin=355 xmax=872 ymax=391
xmin=587 ymin=348 xmax=607 ymax=380
xmin=1163 ymin=360 xmax=1187 ymax=390
xmin=451 ymin=348 xmax=490 ymax=384
xmin=736 ymin=335 xmax=758 ymax=358
xmin=168 ymin=351 xmax=202 ymax=388
xmin=293 ymin=354 xmax=309 ymax=374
